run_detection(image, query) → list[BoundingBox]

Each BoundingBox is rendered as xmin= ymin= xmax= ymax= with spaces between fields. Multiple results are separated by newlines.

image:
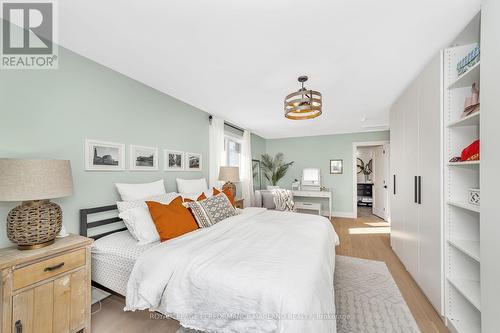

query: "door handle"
xmin=418 ymin=176 xmax=422 ymax=204
xmin=414 ymin=176 xmax=418 ymax=203
xmin=44 ymin=262 xmax=65 ymax=272
xmin=393 ymin=175 xmax=396 ymax=195
xmin=15 ymin=320 xmax=22 ymax=333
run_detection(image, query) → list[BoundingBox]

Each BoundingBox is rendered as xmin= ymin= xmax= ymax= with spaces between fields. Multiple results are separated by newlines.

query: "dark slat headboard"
xmin=80 ymin=204 xmax=127 ymax=239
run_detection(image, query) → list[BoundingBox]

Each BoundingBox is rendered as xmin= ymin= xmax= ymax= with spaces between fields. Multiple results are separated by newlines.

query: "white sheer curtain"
xmin=240 ymin=130 xmax=255 ymax=207
xmin=209 ymin=117 xmax=225 ymax=189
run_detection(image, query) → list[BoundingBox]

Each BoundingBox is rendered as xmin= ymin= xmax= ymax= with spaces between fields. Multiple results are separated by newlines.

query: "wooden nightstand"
xmin=0 ymin=234 xmax=93 ymax=333
xmin=234 ymin=198 xmax=244 ymax=209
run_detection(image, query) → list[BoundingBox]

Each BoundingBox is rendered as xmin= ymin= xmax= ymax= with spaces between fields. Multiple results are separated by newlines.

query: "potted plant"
xmin=260 ymin=153 xmax=294 ymax=190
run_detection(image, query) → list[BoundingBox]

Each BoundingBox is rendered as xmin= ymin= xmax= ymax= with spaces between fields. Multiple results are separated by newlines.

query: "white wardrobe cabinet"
xmin=390 ymin=52 xmax=443 ymax=315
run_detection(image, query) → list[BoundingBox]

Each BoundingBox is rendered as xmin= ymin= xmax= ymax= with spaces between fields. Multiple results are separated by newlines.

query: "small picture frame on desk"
xmin=330 ymin=159 xmax=343 ymax=174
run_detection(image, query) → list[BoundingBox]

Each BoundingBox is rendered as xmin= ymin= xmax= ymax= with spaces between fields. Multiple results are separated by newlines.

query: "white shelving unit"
xmin=447 ymin=160 xmax=480 ymax=166
xmin=448 ymin=112 xmax=480 ymax=128
xmin=444 ymin=13 xmax=482 ymax=333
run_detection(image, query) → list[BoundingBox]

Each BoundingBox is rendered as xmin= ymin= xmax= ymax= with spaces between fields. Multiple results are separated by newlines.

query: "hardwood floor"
xmin=91 ymin=208 xmax=448 ymax=333
xmin=335 ymin=207 xmax=448 ymax=333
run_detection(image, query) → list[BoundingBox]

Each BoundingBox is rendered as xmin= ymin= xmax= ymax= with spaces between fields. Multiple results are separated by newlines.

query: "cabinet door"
xmin=417 ymin=51 xmax=443 ymax=314
xmin=12 ymin=289 xmax=34 ymax=333
xmin=11 ymin=268 xmax=87 ymax=333
xmin=402 ymin=79 xmax=420 ymax=280
xmin=390 ymin=94 xmax=405 ymax=257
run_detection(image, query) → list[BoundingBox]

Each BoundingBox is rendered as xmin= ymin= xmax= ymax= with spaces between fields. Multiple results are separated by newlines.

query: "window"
xmin=224 ymin=135 xmax=241 ymax=167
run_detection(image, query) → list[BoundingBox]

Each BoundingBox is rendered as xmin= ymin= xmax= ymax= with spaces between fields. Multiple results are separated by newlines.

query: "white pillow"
xmin=176 ymin=178 xmax=208 ymax=194
xmin=118 ymin=206 xmax=159 ymax=245
xmin=115 ymin=179 xmax=166 ymax=201
xmin=180 ymin=189 xmax=212 ymax=201
xmin=117 ymin=192 xmax=178 ymax=244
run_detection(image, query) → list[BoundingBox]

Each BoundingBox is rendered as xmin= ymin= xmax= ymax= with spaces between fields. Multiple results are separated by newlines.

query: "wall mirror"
xmin=252 ymin=159 xmax=262 ymax=190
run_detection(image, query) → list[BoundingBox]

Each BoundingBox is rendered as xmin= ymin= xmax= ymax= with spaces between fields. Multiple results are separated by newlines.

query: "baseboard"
xmin=322 ymin=210 xmax=356 ymax=219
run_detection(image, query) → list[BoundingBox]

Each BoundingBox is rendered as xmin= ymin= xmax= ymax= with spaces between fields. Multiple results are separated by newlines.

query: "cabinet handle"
xmin=44 ymin=262 xmax=65 ymax=272
xmin=414 ymin=176 xmax=418 ymax=203
xmin=393 ymin=175 xmax=396 ymax=195
xmin=15 ymin=320 xmax=22 ymax=333
xmin=418 ymin=176 xmax=422 ymax=204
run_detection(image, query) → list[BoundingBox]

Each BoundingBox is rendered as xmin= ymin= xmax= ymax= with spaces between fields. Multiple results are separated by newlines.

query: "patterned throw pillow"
xmin=185 ymin=193 xmax=237 ymax=228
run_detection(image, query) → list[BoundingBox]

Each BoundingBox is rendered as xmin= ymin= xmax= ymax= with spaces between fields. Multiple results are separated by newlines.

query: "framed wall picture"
xmin=186 ymin=152 xmax=202 ymax=171
xmin=330 ymin=159 xmax=343 ymax=174
xmin=85 ymin=139 xmax=125 ymax=171
xmin=164 ymin=150 xmax=185 ymax=171
xmin=129 ymin=145 xmax=158 ymax=171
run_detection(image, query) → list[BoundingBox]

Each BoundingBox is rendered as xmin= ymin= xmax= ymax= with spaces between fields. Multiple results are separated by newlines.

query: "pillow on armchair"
xmin=254 ymin=190 xmax=276 ymax=209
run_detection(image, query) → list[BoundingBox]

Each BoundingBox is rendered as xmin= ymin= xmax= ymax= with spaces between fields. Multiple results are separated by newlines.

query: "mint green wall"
xmin=0 ymin=47 xmax=213 ymax=248
xmin=251 ymin=133 xmax=266 ymax=161
xmin=265 ymin=131 xmax=390 ymax=215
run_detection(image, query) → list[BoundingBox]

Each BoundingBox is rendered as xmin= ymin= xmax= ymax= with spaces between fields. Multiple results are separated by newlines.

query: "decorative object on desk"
xmin=261 ymin=153 xmax=294 ymax=187
xmin=330 ymin=159 xmax=343 ymax=174
xmin=130 ymin=145 xmax=158 ymax=171
xmin=0 ymin=159 xmax=73 ymax=249
xmin=85 ymin=139 xmax=125 ymax=171
xmin=468 ymin=188 xmax=480 ymax=206
xmin=284 ymin=75 xmax=322 ymax=120
xmin=356 ymin=158 xmax=364 ymax=174
xmin=456 ymin=44 xmax=480 ymax=77
xmin=186 ymin=152 xmax=202 ymax=171
xmin=219 ymin=166 xmax=240 ymax=199
xmin=462 ymin=82 xmax=480 ymax=118
xmin=165 ymin=150 xmax=185 ymax=171
xmin=292 ymin=179 xmax=300 ymax=191
xmin=461 ymin=139 xmax=480 ymax=161
xmin=252 ymin=159 xmax=262 ymax=190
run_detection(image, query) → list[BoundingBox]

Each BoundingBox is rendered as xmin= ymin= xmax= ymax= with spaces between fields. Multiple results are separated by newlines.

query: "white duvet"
xmin=125 ymin=208 xmax=339 ymax=333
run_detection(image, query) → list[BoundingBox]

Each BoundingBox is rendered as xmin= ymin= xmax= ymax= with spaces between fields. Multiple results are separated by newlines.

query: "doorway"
xmin=352 ymin=141 xmax=390 ymax=220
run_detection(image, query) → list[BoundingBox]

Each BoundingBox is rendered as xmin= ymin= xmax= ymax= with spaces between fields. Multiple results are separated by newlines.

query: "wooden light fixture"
xmin=284 ymin=76 xmax=322 ymax=120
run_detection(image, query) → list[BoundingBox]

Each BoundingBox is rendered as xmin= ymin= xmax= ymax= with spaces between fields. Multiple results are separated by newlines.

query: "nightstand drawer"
xmin=12 ymin=248 xmax=86 ymax=290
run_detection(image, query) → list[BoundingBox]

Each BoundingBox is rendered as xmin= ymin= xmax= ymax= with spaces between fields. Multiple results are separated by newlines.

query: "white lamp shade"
xmin=218 ymin=166 xmax=240 ymax=182
xmin=0 ymin=159 xmax=73 ymax=201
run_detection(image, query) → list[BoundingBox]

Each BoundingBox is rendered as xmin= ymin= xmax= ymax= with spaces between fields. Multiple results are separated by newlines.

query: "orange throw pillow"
xmin=213 ymin=187 xmax=235 ymax=207
xmin=183 ymin=192 xmax=207 ymax=203
xmin=146 ymin=196 xmax=198 ymax=242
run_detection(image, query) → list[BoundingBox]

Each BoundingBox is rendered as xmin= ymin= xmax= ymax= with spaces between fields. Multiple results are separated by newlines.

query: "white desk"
xmin=292 ymin=190 xmax=332 ymax=219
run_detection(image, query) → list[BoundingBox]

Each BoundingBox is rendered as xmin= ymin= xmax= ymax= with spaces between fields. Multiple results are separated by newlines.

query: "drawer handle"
xmin=44 ymin=262 xmax=65 ymax=272
xmin=15 ymin=320 xmax=22 ymax=333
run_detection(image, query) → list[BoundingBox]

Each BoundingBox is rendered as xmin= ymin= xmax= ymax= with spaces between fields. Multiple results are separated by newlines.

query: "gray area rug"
xmin=335 ymin=255 xmax=420 ymax=333
xmin=176 ymin=255 xmax=420 ymax=333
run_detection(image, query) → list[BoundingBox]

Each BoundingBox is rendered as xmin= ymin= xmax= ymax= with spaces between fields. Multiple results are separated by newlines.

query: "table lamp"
xmin=218 ymin=166 xmax=240 ymax=199
xmin=0 ymin=159 xmax=73 ymax=250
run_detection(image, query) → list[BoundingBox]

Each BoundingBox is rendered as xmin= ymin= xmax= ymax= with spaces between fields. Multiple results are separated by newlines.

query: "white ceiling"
xmin=57 ymin=0 xmax=480 ymax=139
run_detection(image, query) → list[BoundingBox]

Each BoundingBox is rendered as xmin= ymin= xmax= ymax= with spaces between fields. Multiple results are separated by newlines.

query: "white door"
xmin=372 ymin=145 xmax=389 ymax=220
xmin=403 ymin=78 xmax=420 ymax=280
xmin=390 ymin=101 xmax=405 ymax=255
xmin=416 ymin=52 xmax=443 ymax=314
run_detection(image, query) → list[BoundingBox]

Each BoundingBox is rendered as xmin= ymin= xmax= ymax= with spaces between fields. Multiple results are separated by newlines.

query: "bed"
xmin=81 ymin=205 xmax=339 ymax=333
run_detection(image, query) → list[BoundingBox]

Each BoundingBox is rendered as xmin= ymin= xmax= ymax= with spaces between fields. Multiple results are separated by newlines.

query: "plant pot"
xmin=267 ymin=185 xmax=280 ymax=190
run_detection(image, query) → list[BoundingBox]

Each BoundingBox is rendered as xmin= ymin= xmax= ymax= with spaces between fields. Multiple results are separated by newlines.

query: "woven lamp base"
xmin=7 ymin=200 xmax=62 ymax=250
xmin=222 ymin=182 xmax=236 ymax=199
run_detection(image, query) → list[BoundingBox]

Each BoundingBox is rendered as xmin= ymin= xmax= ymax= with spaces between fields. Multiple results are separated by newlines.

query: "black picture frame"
xmin=330 ymin=159 xmax=343 ymax=174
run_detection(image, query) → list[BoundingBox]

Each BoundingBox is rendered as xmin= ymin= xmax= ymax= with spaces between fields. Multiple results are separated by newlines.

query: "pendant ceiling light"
xmin=284 ymin=76 xmax=322 ymax=120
